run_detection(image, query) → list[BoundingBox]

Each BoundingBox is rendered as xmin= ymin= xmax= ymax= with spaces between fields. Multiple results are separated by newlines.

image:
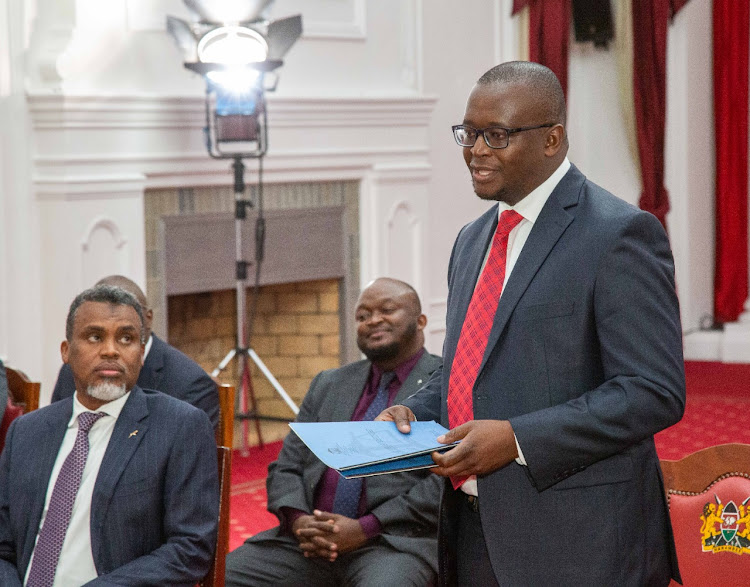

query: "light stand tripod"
xmin=169 ymin=6 xmax=305 ymax=455
xmin=210 ymin=154 xmax=300 ymax=454
xmin=204 ymin=88 xmax=299 ymax=455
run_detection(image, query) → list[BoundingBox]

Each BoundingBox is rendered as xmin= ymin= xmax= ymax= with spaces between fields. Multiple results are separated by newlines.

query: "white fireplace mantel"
xmin=29 ymin=92 xmax=438 ymax=397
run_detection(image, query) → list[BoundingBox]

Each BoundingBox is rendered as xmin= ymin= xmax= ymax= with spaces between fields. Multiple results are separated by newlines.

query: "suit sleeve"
xmin=0 ymin=419 xmax=22 ymax=586
xmin=183 ymin=369 xmax=220 ymax=431
xmin=401 ymin=363 xmax=443 ymax=422
xmin=510 ymin=211 xmax=685 ymax=491
xmin=369 ymin=471 xmax=442 ymax=537
xmin=87 ymin=410 xmax=219 ymax=586
xmin=265 ymin=372 xmax=326 ymax=518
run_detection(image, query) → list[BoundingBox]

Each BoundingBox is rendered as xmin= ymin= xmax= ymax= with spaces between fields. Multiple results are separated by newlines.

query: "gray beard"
xmin=87 ymin=381 xmax=127 ymax=402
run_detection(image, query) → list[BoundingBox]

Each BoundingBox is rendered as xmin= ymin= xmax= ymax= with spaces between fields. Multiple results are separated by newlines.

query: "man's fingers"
xmin=375 ymin=405 xmax=416 ymax=434
xmin=436 ymin=421 xmax=472 ymax=444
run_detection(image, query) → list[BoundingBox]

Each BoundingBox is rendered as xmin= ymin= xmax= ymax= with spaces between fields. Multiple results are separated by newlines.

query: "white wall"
xmin=0 ymin=0 xmax=42 ymax=376
xmin=0 ymin=0 xmax=729 ymax=399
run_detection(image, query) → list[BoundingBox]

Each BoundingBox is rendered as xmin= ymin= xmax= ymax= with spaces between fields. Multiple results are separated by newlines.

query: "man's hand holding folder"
xmin=376 ymin=406 xmax=519 ymax=479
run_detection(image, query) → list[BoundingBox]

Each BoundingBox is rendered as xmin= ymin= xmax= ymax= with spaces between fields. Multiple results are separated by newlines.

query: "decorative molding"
xmin=32 ymin=149 xmax=432 ymax=191
xmin=386 ymin=200 xmax=418 ymax=228
xmin=27 ymin=94 xmax=438 ymax=129
xmin=35 ymin=173 xmax=146 ymax=199
xmin=302 ymin=0 xmax=367 ymax=40
xmin=80 ymin=216 xmax=128 ymax=252
xmin=370 ymin=162 xmax=432 ymax=183
xmin=384 ymin=199 xmax=423 ymax=295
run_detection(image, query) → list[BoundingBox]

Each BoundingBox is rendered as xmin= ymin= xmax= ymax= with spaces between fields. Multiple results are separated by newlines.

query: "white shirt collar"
xmin=143 ymin=334 xmax=153 ymax=361
xmin=70 ymin=388 xmax=131 ymax=427
xmin=498 ymin=157 xmax=571 ymax=223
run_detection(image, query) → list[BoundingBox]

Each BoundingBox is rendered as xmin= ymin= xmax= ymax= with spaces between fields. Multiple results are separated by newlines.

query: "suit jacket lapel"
xmin=453 ymin=209 xmax=499 ymax=344
xmin=395 ymin=353 xmax=439 ymax=404
xmin=478 ymin=165 xmax=585 ymax=378
xmin=90 ymin=387 xmax=150 ymax=563
xmin=22 ymin=402 xmax=73 ymax=570
xmin=332 ymin=362 xmax=370 ymax=422
xmin=139 ymin=335 xmax=165 ymax=390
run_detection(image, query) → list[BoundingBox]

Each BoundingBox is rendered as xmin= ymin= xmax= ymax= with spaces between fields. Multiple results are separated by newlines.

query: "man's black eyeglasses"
xmin=452 ymin=123 xmax=554 ymax=149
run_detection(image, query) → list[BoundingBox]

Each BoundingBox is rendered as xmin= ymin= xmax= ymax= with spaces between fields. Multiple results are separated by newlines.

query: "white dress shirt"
xmin=25 ymin=391 xmax=130 ymax=586
xmin=462 ymin=157 xmax=571 ymax=497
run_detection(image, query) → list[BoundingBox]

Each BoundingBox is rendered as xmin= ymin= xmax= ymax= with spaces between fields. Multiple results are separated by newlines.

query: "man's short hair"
xmin=477 ymin=61 xmax=566 ymax=126
xmin=65 ymin=284 xmax=145 ymax=344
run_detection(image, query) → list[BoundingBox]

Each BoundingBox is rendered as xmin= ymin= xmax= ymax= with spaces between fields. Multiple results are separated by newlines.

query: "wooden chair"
xmin=200 ymin=445 xmax=232 ymax=587
xmin=215 ymin=383 xmax=235 ymax=449
xmin=1 ymin=366 xmax=41 ymax=453
xmin=201 ymin=383 xmax=234 ymax=586
xmin=660 ymin=444 xmax=750 ymax=586
xmin=5 ymin=366 xmax=40 ymax=413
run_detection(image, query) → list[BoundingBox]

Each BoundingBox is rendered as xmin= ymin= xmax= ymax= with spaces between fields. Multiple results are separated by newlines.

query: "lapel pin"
xmin=129 ymin=430 xmax=138 ymax=438
xmin=417 ymin=379 xmax=423 ymax=385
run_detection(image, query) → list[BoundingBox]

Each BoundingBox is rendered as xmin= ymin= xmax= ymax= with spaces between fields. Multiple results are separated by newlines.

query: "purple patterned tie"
xmin=27 ymin=411 xmax=105 ymax=587
xmin=332 ymin=372 xmax=395 ymax=518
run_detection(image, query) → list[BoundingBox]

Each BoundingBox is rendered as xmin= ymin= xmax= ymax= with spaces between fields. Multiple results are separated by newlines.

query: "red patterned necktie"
xmin=447 ymin=209 xmax=523 ymax=488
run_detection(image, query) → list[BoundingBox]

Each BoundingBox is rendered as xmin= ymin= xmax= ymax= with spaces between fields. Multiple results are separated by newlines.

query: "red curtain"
xmin=713 ymin=0 xmax=749 ymax=323
xmin=631 ymin=2 xmax=673 ymax=230
xmin=512 ymin=0 xmax=570 ymax=98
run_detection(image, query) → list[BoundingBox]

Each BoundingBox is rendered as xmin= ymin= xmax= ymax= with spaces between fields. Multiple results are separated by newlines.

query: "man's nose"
xmin=471 ymin=133 xmax=491 ymax=155
xmin=367 ymin=311 xmax=385 ymax=324
xmin=100 ymin=337 xmax=119 ymax=356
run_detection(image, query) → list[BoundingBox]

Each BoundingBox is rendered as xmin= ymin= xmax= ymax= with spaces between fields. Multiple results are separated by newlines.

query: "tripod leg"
xmin=242 ymin=359 xmax=264 ymax=449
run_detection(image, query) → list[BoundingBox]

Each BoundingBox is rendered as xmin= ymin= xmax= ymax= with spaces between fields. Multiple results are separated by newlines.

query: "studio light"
xmin=167 ymin=0 xmax=303 ymax=453
xmin=167 ymin=0 xmax=302 ymax=158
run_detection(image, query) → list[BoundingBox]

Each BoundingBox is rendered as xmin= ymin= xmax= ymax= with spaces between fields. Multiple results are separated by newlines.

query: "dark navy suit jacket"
xmin=404 ymin=165 xmax=685 ymax=586
xmin=0 ymin=386 xmax=219 ymax=586
xmin=52 ymin=334 xmax=219 ymax=429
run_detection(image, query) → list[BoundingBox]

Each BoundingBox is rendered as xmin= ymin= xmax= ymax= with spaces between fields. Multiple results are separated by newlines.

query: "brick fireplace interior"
xmin=145 ymin=181 xmax=360 ymax=446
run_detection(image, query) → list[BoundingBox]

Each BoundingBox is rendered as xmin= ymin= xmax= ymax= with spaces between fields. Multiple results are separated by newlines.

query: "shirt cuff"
xmin=514 ymin=433 xmax=527 ymax=466
xmin=358 ymin=513 xmax=383 ymax=539
xmin=280 ymin=507 xmax=308 ymax=535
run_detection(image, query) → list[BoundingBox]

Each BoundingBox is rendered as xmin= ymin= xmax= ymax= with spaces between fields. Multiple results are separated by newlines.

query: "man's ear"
xmin=544 ymin=124 xmax=565 ymax=156
xmin=417 ymin=314 xmax=427 ymax=332
xmin=61 ymin=340 xmax=70 ymax=364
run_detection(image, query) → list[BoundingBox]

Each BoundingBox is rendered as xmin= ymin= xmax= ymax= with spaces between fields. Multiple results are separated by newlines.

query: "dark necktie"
xmin=447 ymin=210 xmax=523 ymax=488
xmin=27 ymin=411 xmax=106 ymax=587
xmin=332 ymin=372 xmax=396 ymax=518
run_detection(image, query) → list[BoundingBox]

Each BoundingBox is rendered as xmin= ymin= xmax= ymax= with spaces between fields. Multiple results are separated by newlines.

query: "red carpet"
xmin=229 ymin=361 xmax=750 ymax=549
xmin=229 ymin=442 xmax=283 ymax=551
xmin=655 ymin=361 xmax=750 ymax=460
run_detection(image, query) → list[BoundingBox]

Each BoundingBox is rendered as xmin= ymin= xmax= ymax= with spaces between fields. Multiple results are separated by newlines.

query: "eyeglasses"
xmin=452 ymin=123 xmax=555 ymax=149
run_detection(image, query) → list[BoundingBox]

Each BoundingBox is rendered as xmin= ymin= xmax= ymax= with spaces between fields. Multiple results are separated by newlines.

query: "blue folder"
xmin=289 ymin=420 xmax=458 ymax=478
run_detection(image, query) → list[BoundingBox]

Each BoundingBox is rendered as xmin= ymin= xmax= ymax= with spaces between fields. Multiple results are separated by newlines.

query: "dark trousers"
xmin=456 ymin=494 xmax=499 ymax=587
xmin=226 ymin=535 xmax=435 ymax=587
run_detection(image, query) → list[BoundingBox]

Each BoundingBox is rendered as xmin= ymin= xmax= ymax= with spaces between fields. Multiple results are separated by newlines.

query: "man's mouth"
xmin=471 ymin=166 xmax=498 ymax=182
xmin=95 ymin=364 xmax=124 ymax=377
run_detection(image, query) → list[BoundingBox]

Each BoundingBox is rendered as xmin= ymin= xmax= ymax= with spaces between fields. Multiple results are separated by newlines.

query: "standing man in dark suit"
xmin=52 ymin=275 xmax=219 ymax=430
xmin=225 ymin=277 xmax=442 ymax=586
xmin=379 ymin=61 xmax=685 ymax=586
xmin=0 ymin=284 xmax=219 ymax=585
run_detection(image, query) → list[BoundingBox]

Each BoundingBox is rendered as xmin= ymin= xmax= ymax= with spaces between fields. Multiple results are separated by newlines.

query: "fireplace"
xmin=144 ymin=180 xmax=360 ymax=444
